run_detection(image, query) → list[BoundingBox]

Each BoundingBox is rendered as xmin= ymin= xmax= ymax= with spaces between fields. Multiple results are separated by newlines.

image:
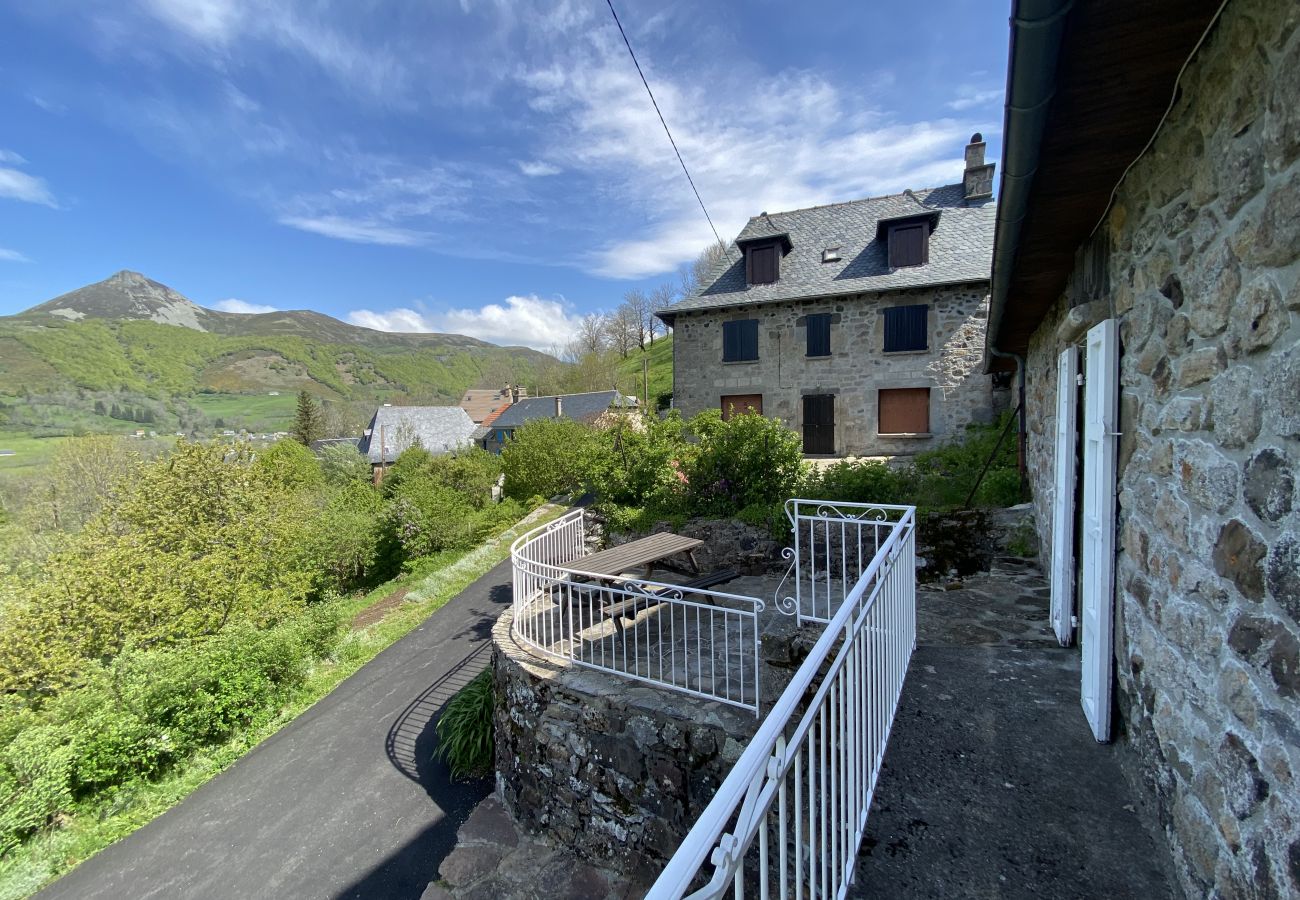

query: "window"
xmin=879 ymin=388 xmax=930 ymax=435
xmin=888 ymin=222 xmax=928 ymax=267
xmin=722 ymin=319 xmax=759 ymax=361
xmin=721 ymin=394 xmax=763 ymax=420
xmin=806 ymin=313 xmax=831 ymax=357
xmin=882 ymin=304 xmax=928 ymax=352
xmin=746 ymin=243 xmax=779 ymax=285
xmin=822 ymin=247 xmax=841 ymax=263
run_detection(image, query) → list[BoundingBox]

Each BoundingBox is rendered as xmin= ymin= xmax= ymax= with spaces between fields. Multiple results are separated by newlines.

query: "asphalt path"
xmin=37 ymin=558 xmax=515 ymax=900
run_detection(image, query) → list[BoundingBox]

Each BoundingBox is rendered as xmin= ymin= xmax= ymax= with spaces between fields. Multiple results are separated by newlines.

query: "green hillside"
xmin=614 ymin=334 xmax=674 ymax=408
xmin=0 ymin=271 xmax=553 ymax=442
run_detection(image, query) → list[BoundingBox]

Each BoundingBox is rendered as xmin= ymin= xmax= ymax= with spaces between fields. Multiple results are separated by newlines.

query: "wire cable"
xmin=605 ymin=0 xmax=727 ymax=250
xmin=1085 ymin=0 xmax=1231 ymax=241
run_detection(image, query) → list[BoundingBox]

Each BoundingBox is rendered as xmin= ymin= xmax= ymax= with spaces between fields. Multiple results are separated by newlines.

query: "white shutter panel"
xmin=1081 ymin=319 xmax=1119 ymax=742
xmin=1050 ymin=345 xmax=1079 ymax=647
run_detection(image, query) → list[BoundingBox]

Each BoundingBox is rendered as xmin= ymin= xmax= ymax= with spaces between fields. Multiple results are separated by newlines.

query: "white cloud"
xmin=279 ymin=214 xmax=430 ymax=247
xmin=348 ymin=294 xmax=583 ymax=351
xmin=0 ymin=248 xmax=32 ymax=263
xmin=518 ymin=160 xmax=561 ymax=177
xmin=0 ymin=152 xmax=57 ymax=207
xmin=213 ymin=297 xmax=277 ymax=313
xmin=517 ymin=31 xmax=985 ymax=280
xmin=947 ymin=87 xmax=1003 ymax=111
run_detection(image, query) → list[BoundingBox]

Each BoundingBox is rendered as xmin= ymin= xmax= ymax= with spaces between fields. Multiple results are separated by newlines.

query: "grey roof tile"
xmin=660 ymin=183 xmax=994 ymax=320
xmin=491 ymin=391 xmax=635 ymax=428
xmin=359 ymin=406 xmax=477 ymax=464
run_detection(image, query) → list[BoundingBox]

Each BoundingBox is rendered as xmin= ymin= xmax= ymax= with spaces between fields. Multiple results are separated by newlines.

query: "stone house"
xmin=480 ymin=390 xmax=637 ymax=453
xmin=358 ymin=405 xmax=476 ymax=480
xmin=657 ymin=136 xmax=1004 ymax=457
xmin=985 ymin=0 xmax=1298 ymax=895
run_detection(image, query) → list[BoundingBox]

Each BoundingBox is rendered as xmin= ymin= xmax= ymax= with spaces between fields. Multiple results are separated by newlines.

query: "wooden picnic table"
xmin=575 ymin=532 xmax=704 ymax=580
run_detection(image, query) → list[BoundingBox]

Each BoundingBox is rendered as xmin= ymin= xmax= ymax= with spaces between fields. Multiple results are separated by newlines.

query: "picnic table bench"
xmin=575 ymin=532 xmax=704 ymax=580
xmin=570 ymin=533 xmax=742 ymax=637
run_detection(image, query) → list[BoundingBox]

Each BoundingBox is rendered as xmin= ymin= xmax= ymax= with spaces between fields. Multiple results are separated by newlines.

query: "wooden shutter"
xmin=721 ymin=394 xmax=762 ymax=420
xmin=1081 ymin=319 xmax=1119 ymax=742
xmin=888 ymin=223 xmax=928 ymax=267
xmin=723 ymin=320 xmax=758 ymax=361
xmin=878 ymin=388 xmax=930 ymax=434
xmin=747 ymin=244 xmax=778 ymax=285
xmin=883 ymin=305 xmax=928 ymax=351
xmin=802 ymin=395 xmax=835 ymax=454
xmin=806 ymin=314 xmax=831 ymax=357
xmin=1051 ymin=345 xmax=1080 ymax=647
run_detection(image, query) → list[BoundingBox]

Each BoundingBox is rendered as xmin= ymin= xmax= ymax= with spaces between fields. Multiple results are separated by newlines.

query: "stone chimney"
xmin=554 ymin=396 xmax=563 ymax=418
xmin=963 ymin=132 xmax=995 ymax=203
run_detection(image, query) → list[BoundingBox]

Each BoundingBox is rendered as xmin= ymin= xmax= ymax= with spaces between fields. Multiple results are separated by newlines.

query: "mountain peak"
xmin=22 ymin=270 xmax=210 ymax=331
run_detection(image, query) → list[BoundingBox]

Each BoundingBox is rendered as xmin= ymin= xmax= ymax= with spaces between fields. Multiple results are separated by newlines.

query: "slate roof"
xmin=458 ymin=388 xmax=516 ymax=423
xmin=491 ymin=391 xmax=635 ymax=429
xmin=358 ymin=406 xmax=477 ymax=464
xmin=658 ymin=183 xmax=994 ymax=322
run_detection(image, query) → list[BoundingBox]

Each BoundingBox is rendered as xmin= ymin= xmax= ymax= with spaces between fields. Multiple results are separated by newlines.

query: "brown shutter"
xmin=721 ymin=394 xmax=763 ymax=420
xmin=746 ymin=244 xmax=779 ymax=284
xmin=888 ymin=224 xmax=927 ymax=267
xmin=879 ymin=388 xmax=930 ymax=434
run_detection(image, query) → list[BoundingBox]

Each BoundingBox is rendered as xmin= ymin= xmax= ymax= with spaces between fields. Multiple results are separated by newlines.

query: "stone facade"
xmin=1023 ymin=2 xmax=1300 ymax=894
xmin=671 ymin=283 xmax=1003 ymax=457
xmin=491 ymin=607 xmax=758 ymax=885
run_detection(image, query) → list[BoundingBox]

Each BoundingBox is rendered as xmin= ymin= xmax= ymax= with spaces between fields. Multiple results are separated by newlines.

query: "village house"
xmin=657 ymin=135 xmax=1005 ymax=457
xmin=458 ymin=385 xmax=525 ymax=424
xmin=480 ymin=390 xmax=637 ymax=453
xmin=986 ymin=0 xmax=1299 ymax=894
xmin=358 ymin=405 xmax=476 ymax=480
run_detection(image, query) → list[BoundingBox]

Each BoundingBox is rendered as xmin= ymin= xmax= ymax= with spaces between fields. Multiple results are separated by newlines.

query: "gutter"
xmin=984 ymin=0 xmax=1074 ymax=371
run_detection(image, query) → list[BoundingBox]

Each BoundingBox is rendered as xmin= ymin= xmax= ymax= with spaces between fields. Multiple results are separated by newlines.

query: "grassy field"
xmin=189 ymin=393 xmax=298 ymax=432
xmin=0 ymin=501 xmax=564 ymax=900
xmin=615 ymin=334 xmax=674 ymax=407
xmin=0 ymin=434 xmax=72 ymax=474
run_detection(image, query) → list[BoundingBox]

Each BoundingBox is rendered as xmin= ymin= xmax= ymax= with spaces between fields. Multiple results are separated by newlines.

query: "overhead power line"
xmin=604 ymin=0 xmax=726 ymax=249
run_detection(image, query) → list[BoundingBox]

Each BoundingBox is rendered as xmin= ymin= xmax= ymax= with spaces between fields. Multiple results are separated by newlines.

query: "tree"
xmin=647 ymin=284 xmax=676 ymax=343
xmin=679 ymin=240 xmax=735 ymax=299
xmin=622 ymin=289 xmax=652 ymax=350
xmin=292 ymin=391 xmax=324 ymax=446
xmin=575 ymin=313 xmax=610 ymax=355
xmin=609 ymin=304 xmax=638 ymax=358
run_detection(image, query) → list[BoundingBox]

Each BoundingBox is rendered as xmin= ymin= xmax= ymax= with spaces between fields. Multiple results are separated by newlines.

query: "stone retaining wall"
xmin=1023 ymin=2 xmax=1300 ymax=894
xmin=491 ymin=607 xmax=758 ymax=885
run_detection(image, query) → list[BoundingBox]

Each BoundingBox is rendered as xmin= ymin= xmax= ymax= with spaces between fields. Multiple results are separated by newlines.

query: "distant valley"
xmin=0 ymin=271 xmax=554 ymax=465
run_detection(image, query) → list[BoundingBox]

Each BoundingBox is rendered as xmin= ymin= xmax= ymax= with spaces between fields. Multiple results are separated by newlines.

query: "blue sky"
xmin=0 ymin=0 xmax=1008 ymax=350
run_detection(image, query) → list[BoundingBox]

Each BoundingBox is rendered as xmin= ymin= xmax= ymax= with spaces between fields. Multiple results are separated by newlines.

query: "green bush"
xmin=501 ymin=419 xmax=598 ymax=500
xmin=911 ymin=410 xmax=1023 ymax=508
xmin=585 ymin=411 xmax=690 ymax=513
xmin=684 ymin=410 xmax=805 ymax=517
xmin=318 ymin=443 xmax=371 ymax=487
xmin=0 ymin=604 xmax=344 ymax=852
xmin=308 ymin=482 xmax=383 ymax=592
xmin=254 ymin=439 xmax=325 ymax=492
xmin=800 ymin=459 xmax=916 ymax=506
xmin=434 ymin=668 xmax=495 ymax=780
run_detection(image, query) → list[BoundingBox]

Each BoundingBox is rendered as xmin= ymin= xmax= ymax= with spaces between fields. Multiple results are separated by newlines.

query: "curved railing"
xmin=650 ymin=503 xmax=917 ymax=899
xmin=510 ymin=510 xmax=765 ymax=713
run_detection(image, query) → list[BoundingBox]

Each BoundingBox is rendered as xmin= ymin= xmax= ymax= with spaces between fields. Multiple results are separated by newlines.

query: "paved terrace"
xmin=436 ymin=557 xmax=1178 ymax=898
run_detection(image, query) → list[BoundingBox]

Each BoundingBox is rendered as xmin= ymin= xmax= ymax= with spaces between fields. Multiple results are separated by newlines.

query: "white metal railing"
xmin=649 ymin=504 xmax=917 ymax=900
xmin=510 ymin=510 xmax=765 ymax=713
xmin=776 ymin=500 xmax=914 ymax=625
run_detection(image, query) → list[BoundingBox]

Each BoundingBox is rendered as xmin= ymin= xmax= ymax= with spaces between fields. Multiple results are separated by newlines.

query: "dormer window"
xmin=878 ymin=212 xmax=938 ymax=269
xmin=888 ymin=222 xmax=929 ymax=267
xmin=746 ymin=242 xmax=779 ymax=285
xmin=737 ymin=231 xmax=793 ymax=287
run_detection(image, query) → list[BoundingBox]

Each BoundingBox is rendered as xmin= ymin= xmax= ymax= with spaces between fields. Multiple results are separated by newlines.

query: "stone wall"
xmin=671 ymin=283 xmax=1003 ymax=457
xmin=1023 ymin=2 xmax=1300 ymax=894
xmin=491 ymin=607 xmax=758 ymax=885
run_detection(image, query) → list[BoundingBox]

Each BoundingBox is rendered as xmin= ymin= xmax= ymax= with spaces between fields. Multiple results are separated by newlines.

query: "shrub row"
xmin=0 ymin=605 xmax=343 ymax=854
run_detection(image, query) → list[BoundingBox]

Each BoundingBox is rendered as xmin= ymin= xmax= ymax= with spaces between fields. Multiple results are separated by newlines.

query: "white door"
xmin=1081 ymin=319 xmax=1118 ymax=742
xmin=1050 ymin=345 xmax=1079 ymax=647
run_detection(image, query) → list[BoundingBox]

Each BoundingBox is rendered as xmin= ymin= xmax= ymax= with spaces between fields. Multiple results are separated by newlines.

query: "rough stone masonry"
xmin=1023 ymin=1 xmax=1300 ymax=895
